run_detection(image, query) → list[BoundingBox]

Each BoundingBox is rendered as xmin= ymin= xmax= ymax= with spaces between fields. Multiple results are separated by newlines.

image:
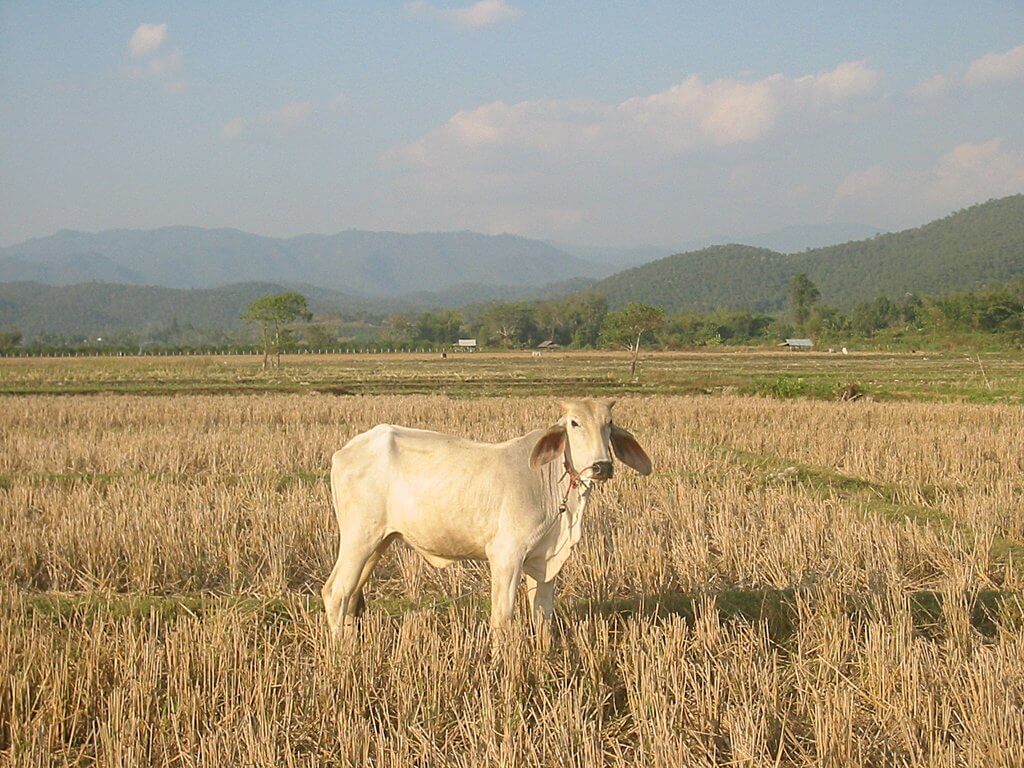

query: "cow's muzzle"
xmin=591 ymin=461 xmax=613 ymax=480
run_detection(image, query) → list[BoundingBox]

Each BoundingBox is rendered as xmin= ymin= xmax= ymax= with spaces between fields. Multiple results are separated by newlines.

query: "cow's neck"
xmin=564 ymin=479 xmax=592 ymax=517
xmin=556 ymin=457 xmax=593 ymax=516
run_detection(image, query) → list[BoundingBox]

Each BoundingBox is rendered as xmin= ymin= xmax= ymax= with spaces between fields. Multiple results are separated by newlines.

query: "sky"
xmin=1 ymin=1 xmax=1023 ymax=248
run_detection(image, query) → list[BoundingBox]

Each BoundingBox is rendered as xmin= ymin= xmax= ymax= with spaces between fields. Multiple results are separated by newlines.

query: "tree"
xmin=562 ymin=293 xmax=607 ymax=348
xmin=788 ymin=273 xmax=820 ymax=333
xmin=384 ymin=314 xmax=414 ymax=342
xmin=0 ymin=326 xmax=21 ymax=353
xmin=601 ymin=302 xmax=665 ymax=378
xmin=480 ymin=302 xmax=536 ymax=347
xmin=414 ymin=310 xmax=464 ymax=345
xmin=803 ymin=304 xmax=849 ymax=339
xmin=242 ymin=292 xmax=311 ymax=368
xmin=303 ymin=323 xmax=337 ymax=350
xmin=533 ymin=301 xmax=563 ymax=344
xmin=851 ymin=296 xmax=897 ymax=337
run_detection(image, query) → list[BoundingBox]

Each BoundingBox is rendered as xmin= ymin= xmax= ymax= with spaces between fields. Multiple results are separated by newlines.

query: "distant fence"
xmin=0 ymin=346 xmax=460 ymax=359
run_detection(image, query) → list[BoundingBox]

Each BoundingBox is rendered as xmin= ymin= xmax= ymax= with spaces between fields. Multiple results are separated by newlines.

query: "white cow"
xmin=322 ymin=399 xmax=652 ymax=636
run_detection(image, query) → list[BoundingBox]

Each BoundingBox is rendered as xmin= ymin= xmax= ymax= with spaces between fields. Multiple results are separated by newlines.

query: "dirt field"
xmin=2 ymin=356 xmax=1024 ymax=765
xmin=2 ymin=348 xmax=1022 ymax=402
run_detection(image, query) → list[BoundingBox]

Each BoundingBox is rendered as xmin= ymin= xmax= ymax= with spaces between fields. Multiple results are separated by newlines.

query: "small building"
xmin=454 ymin=338 xmax=477 ymax=351
xmin=536 ymin=340 xmax=560 ymax=350
xmin=779 ymin=338 xmax=814 ymax=350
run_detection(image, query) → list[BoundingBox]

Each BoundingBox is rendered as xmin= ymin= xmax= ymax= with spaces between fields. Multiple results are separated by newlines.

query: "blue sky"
xmin=1 ymin=1 xmax=1023 ymax=247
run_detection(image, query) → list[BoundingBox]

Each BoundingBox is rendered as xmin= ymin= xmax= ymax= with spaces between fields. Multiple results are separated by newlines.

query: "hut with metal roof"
xmin=779 ymin=338 xmax=814 ymax=350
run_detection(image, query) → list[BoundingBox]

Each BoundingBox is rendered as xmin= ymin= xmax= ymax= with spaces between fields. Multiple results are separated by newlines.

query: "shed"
xmin=455 ymin=339 xmax=477 ymax=351
xmin=779 ymin=338 xmax=814 ymax=350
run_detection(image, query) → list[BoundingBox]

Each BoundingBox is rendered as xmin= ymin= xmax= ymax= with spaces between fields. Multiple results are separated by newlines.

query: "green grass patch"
xmin=710 ymin=443 xmax=1024 ymax=578
xmin=3 ymin=350 xmax=1023 ymax=402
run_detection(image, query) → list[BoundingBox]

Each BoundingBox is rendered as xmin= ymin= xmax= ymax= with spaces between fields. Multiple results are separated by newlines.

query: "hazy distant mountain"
xmin=0 ymin=252 xmax=146 ymax=285
xmin=552 ymin=243 xmax=673 ymax=269
xmin=398 ymin=277 xmax=598 ymax=308
xmin=732 ymin=222 xmax=883 ymax=253
xmin=555 ymin=223 xmax=881 ymax=271
xmin=592 ymin=195 xmax=1024 ymax=311
xmin=0 ymin=227 xmax=595 ymax=296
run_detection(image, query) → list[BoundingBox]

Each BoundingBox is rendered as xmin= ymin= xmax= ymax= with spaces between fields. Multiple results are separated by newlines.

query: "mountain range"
xmin=0 ymin=228 xmax=598 ymax=296
xmin=555 ymin=222 xmax=882 ymax=268
xmin=2 ymin=195 xmax=1023 ymax=337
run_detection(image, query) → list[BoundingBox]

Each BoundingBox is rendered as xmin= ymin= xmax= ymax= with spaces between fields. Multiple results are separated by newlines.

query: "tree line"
xmin=379 ymin=275 xmax=1024 ymax=350
xmin=4 ymin=276 xmax=1024 ymax=357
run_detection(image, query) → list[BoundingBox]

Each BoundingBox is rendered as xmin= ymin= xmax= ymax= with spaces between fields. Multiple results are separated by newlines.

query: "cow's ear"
xmin=530 ymin=425 xmax=566 ymax=470
xmin=610 ymin=425 xmax=653 ymax=476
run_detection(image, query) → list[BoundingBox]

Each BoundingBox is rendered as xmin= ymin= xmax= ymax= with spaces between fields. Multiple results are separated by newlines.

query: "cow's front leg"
xmin=487 ymin=555 xmax=523 ymax=629
xmin=524 ymin=573 xmax=556 ymax=644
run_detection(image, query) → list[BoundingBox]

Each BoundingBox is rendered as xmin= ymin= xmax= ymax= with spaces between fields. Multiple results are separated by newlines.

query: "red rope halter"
xmin=558 ymin=455 xmax=585 ymax=512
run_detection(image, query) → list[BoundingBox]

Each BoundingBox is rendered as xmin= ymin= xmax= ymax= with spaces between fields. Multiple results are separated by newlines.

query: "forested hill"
xmin=592 ymin=195 xmax=1024 ymax=311
xmin=0 ymin=278 xmax=598 ymax=338
xmin=592 ymin=245 xmax=789 ymax=313
xmin=0 ymin=228 xmax=597 ymax=296
xmin=0 ymin=281 xmax=359 ymax=338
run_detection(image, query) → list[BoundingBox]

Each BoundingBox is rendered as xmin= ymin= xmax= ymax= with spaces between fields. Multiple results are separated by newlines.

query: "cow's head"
xmin=529 ymin=399 xmax=652 ymax=480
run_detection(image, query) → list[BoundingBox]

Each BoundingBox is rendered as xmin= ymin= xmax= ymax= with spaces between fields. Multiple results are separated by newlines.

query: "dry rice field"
xmin=2 ymin=389 xmax=1024 ymax=766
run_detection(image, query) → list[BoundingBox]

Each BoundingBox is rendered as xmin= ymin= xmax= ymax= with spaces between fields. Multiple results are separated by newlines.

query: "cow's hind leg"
xmin=349 ymin=534 xmax=395 ymax=618
xmin=323 ymin=533 xmax=386 ymax=636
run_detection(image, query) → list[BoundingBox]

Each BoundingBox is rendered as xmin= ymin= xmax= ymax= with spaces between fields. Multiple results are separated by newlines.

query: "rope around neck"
xmin=558 ymin=455 xmax=591 ymax=512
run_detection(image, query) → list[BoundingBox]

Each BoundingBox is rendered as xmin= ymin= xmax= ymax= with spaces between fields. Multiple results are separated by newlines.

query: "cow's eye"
xmin=570 ymin=419 xmax=580 ymax=428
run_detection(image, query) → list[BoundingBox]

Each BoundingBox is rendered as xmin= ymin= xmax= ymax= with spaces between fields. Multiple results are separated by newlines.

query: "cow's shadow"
xmin=565 ymin=588 xmax=798 ymax=638
xmin=562 ymin=587 xmax=1011 ymax=640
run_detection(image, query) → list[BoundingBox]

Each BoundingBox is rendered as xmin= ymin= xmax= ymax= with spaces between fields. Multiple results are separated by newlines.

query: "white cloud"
xmin=912 ymin=44 xmax=1024 ymax=99
xmin=446 ymin=0 xmax=521 ymax=28
xmin=144 ymin=49 xmax=183 ymax=78
xmin=406 ymin=0 xmax=522 ymax=29
xmin=965 ymin=43 xmax=1024 ymax=86
xmin=260 ymin=101 xmax=313 ymax=132
xmin=127 ymin=22 xmax=184 ymax=88
xmin=220 ymin=100 xmax=322 ymax=140
xmin=220 ymin=118 xmax=244 ymax=140
xmin=930 ymin=139 xmax=1024 ymax=203
xmin=390 ymin=61 xmax=882 ymax=167
xmin=834 ymin=164 xmax=895 ymax=201
xmin=129 ymin=23 xmax=167 ymax=58
xmin=834 ymin=140 xmax=1024 ymax=224
xmin=376 ymin=61 xmax=883 ymax=242
xmin=802 ymin=59 xmax=883 ymax=102
xmin=911 ymin=73 xmax=951 ymax=100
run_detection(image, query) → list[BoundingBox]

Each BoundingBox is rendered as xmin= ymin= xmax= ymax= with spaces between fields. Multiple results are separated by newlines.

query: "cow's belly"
xmin=402 ymin=532 xmax=486 ymax=566
xmin=386 ymin=489 xmax=493 ymax=563
xmin=382 ymin=467 xmax=548 ymax=566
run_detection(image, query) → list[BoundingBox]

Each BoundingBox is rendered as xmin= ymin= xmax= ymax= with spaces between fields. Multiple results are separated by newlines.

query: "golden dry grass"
xmin=2 ymin=394 xmax=1024 ymax=766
